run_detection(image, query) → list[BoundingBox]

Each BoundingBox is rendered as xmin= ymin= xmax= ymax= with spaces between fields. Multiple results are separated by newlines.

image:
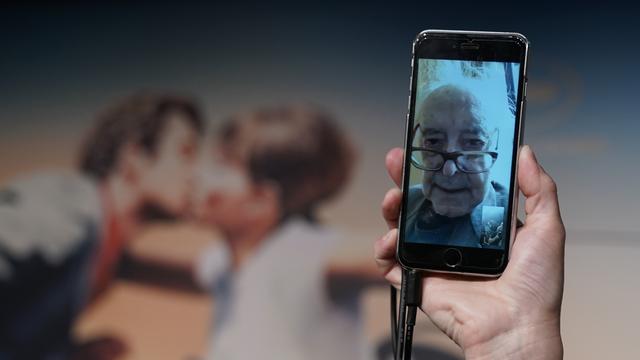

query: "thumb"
xmin=518 ymin=145 xmax=561 ymax=218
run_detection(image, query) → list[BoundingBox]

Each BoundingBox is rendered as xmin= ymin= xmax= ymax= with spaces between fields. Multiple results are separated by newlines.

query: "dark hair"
xmin=218 ymin=104 xmax=356 ymax=221
xmin=79 ymin=92 xmax=204 ymax=180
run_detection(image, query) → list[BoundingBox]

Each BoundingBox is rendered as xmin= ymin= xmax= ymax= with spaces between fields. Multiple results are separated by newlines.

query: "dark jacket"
xmin=0 ymin=173 xmax=103 ymax=359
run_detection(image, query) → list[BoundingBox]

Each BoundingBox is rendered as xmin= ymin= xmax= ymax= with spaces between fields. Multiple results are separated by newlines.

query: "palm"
xmin=422 ymin=220 xmax=564 ymax=350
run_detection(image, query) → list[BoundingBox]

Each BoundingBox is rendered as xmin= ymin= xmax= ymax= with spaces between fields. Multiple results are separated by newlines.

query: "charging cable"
xmin=391 ymin=268 xmax=422 ymax=360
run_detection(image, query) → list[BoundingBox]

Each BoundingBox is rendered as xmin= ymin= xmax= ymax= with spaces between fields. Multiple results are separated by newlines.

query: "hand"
xmin=375 ymin=145 xmax=565 ymax=360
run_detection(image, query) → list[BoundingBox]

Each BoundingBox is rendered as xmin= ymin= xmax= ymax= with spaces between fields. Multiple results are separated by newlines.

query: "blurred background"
xmin=1 ymin=2 xmax=639 ymax=359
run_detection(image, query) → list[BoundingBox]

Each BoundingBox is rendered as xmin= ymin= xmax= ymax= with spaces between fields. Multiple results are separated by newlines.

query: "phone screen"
xmin=399 ymin=32 xmax=527 ymax=274
xmin=406 ymin=59 xmax=520 ymax=248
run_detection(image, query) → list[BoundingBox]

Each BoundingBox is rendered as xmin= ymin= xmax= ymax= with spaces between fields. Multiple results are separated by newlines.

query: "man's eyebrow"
xmin=461 ymin=126 xmax=489 ymax=137
xmin=420 ymin=128 xmax=445 ymax=136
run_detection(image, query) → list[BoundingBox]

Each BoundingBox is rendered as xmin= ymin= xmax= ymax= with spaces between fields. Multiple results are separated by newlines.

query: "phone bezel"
xmin=397 ymin=30 xmax=529 ymax=276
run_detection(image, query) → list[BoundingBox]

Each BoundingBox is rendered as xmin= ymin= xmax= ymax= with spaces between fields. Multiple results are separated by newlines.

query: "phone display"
xmin=398 ymin=30 xmax=528 ymax=275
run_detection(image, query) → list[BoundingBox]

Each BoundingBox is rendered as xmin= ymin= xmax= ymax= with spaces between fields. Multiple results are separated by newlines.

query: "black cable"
xmin=404 ymin=305 xmax=417 ymax=359
xmin=391 ymin=269 xmax=423 ymax=360
xmin=390 ymin=286 xmax=398 ymax=356
xmin=395 ymin=270 xmax=408 ymax=360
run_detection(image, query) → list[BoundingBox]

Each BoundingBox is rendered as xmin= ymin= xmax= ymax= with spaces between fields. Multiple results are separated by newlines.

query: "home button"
xmin=443 ymin=248 xmax=462 ymax=268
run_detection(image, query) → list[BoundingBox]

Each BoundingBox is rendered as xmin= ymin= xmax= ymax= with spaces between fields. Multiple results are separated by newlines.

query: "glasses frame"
xmin=410 ymin=124 xmax=498 ymax=174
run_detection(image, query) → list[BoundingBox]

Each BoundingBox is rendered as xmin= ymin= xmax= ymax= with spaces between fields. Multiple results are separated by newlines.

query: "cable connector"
xmin=404 ymin=269 xmax=422 ymax=307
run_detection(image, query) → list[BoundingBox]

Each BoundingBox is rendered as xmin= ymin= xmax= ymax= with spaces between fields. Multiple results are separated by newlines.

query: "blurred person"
xmin=192 ymin=105 xmax=372 ymax=359
xmin=407 ymin=84 xmax=505 ymax=248
xmin=376 ymin=145 xmax=565 ymax=359
xmin=0 ymin=93 xmax=204 ymax=359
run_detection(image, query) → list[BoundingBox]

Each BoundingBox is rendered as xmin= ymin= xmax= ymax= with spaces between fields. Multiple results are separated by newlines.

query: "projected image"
xmin=405 ymin=59 xmax=520 ymax=248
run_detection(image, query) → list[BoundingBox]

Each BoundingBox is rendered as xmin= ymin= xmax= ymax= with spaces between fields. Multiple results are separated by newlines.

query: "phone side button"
xmin=443 ymin=248 xmax=462 ymax=268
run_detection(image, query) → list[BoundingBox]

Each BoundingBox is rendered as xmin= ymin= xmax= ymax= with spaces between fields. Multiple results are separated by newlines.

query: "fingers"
xmin=374 ymin=228 xmax=402 ymax=287
xmin=376 ymin=149 xmax=404 ymax=288
xmin=518 ymin=145 xmax=561 ymax=218
xmin=385 ymin=147 xmax=404 ymax=187
xmin=382 ymin=187 xmax=402 ymax=229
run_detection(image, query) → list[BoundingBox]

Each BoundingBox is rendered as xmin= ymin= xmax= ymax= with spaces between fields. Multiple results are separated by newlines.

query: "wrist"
xmin=464 ymin=318 xmax=562 ymax=360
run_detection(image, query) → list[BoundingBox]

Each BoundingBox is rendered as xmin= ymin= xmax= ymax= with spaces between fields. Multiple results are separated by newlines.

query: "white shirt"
xmin=196 ymin=218 xmax=372 ymax=360
xmin=0 ymin=172 xmax=102 ymax=280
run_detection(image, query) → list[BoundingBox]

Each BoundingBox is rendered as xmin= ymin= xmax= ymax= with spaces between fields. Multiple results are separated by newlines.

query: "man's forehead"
xmin=420 ymin=113 xmax=489 ymax=136
xmin=421 ymin=125 xmax=487 ymax=136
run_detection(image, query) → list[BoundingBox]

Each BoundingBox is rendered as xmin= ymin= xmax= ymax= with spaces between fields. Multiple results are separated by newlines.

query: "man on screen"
xmin=406 ymin=84 xmax=507 ymax=248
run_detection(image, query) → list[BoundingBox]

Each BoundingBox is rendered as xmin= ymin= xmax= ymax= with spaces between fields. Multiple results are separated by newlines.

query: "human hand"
xmin=375 ymin=145 xmax=565 ymax=360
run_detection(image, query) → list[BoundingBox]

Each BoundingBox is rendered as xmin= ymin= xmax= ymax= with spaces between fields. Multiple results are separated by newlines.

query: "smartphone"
xmin=397 ymin=30 xmax=529 ymax=276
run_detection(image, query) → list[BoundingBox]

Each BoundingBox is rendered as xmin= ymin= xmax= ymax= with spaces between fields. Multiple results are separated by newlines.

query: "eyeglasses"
xmin=410 ymin=124 xmax=498 ymax=174
xmin=410 ymin=148 xmax=497 ymax=173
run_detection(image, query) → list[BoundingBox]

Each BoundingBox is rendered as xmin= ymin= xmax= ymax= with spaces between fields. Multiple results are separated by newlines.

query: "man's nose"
xmin=442 ymin=159 xmax=458 ymax=177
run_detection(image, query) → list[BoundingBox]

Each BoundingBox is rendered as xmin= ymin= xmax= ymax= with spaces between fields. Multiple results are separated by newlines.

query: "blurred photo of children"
xmin=0 ymin=93 xmax=204 ymax=359
xmin=191 ymin=105 xmax=373 ymax=360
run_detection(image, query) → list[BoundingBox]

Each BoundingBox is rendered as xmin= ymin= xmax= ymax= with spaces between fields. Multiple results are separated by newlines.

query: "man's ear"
xmin=119 ymin=142 xmax=149 ymax=184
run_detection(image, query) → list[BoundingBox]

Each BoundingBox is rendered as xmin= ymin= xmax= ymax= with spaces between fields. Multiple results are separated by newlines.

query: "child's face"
xmin=192 ymin=146 xmax=280 ymax=233
xmin=128 ymin=114 xmax=201 ymax=217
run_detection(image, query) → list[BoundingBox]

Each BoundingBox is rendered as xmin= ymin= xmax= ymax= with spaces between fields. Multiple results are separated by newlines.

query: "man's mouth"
xmin=433 ymin=183 xmax=467 ymax=194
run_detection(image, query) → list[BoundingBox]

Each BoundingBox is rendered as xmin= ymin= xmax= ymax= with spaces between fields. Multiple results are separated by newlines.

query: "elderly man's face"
xmin=420 ymin=107 xmax=491 ymax=217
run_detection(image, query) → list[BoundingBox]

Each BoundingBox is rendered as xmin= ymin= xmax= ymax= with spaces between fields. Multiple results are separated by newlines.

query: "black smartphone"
xmin=397 ymin=30 xmax=529 ymax=276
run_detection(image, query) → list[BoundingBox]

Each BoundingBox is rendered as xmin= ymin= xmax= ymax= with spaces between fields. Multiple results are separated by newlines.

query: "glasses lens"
xmin=411 ymin=149 xmax=443 ymax=170
xmin=458 ymin=153 xmax=495 ymax=172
